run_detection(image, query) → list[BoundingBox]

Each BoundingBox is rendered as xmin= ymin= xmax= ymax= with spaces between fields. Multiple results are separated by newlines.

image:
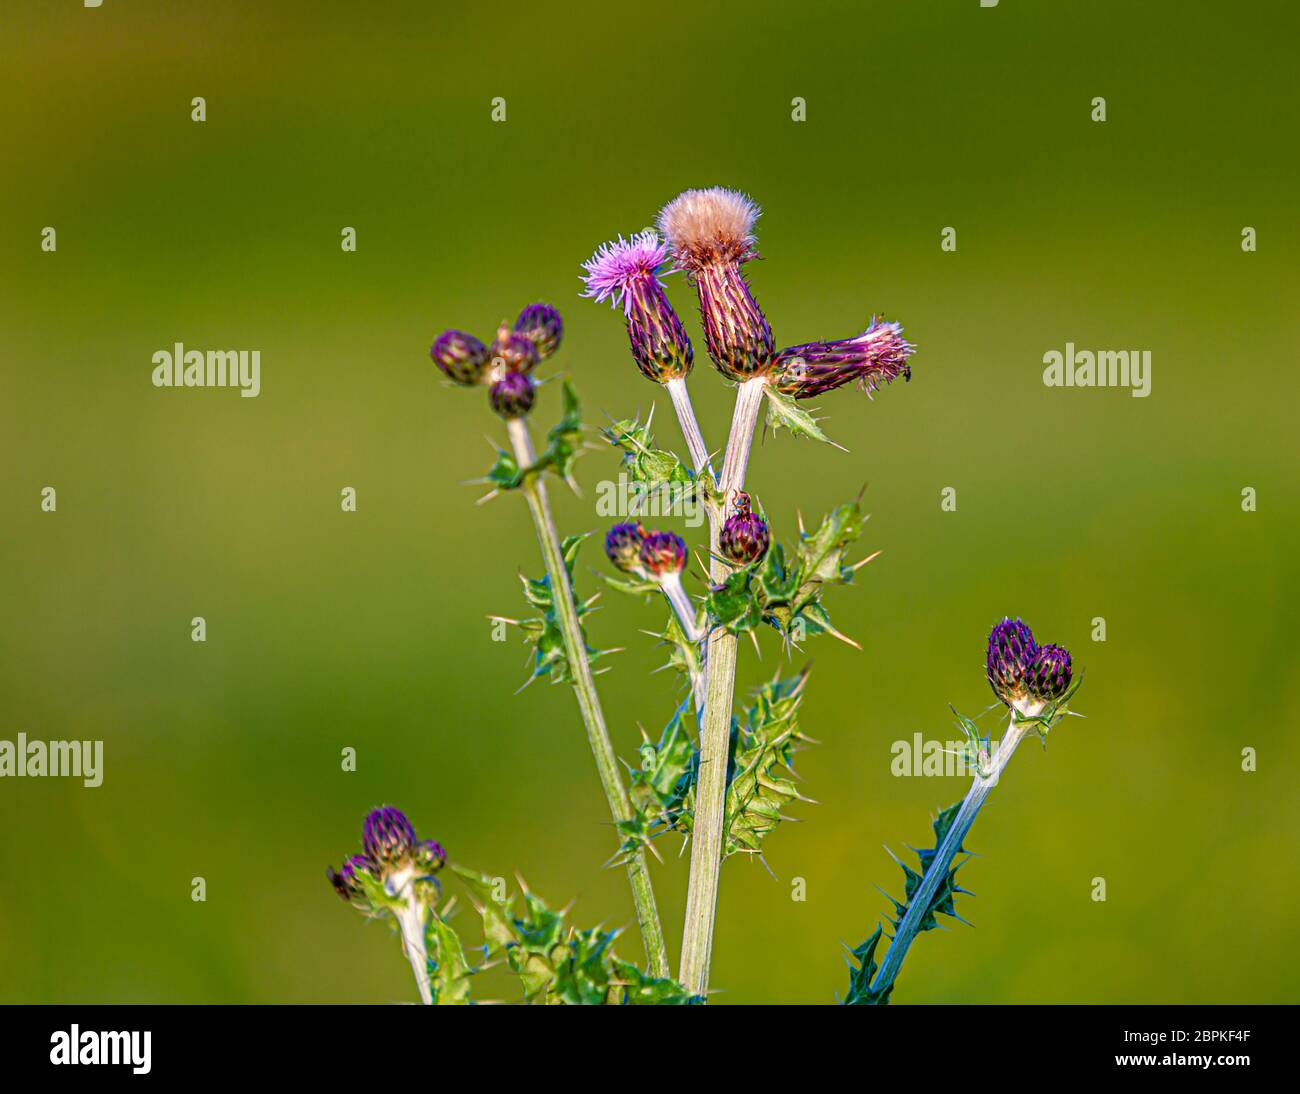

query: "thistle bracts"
xmin=1027 ymin=644 xmax=1072 ymax=702
xmin=490 ymin=369 xmax=536 ymax=419
xmin=604 ymin=520 xmax=647 ymax=576
xmin=658 ymin=187 xmax=775 ymax=381
xmin=769 ymin=319 xmax=915 ymax=400
xmin=583 ymin=232 xmax=694 ymax=383
xmin=719 ymin=491 xmax=769 ymax=566
xmin=986 ymin=616 xmax=1038 ymax=707
xmin=430 ymin=329 xmax=489 ymax=386
xmin=640 ymin=530 xmax=687 ymax=577
xmin=513 ymin=303 xmax=564 ymax=361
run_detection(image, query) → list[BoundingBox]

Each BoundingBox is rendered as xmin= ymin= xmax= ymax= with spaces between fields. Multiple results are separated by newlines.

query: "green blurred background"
xmin=2 ymin=0 xmax=1297 ymax=1004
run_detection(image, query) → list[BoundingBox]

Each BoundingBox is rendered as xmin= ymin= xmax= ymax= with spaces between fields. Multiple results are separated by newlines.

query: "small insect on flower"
xmin=490 ymin=370 xmax=536 ymax=420
xmin=639 ymin=530 xmax=688 ymax=577
xmin=986 ymin=617 xmax=1039 ymax=707
xmin=430 ymin=329 xmax=490 ymax=386
xmin=605 ymin=521 xmax=648 ymax=576
xmin=719 ymin=491 xmax=770 ymax=566
xmin=514 ymin=303 xmax=564 ymax=361
xmin=1026 ymin=644 xmax=1072 ymax=702
xmin=327 ymin=853 xmax=373 ymax=905
xmin=770 ymin=319 xmax=916 ymax=400
xmin=657 ymin=187 xmax=774 ymax=381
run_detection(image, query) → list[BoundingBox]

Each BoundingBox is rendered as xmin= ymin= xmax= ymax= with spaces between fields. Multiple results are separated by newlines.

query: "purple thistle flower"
xmin=605 ymin=521 xmax=647 ymax=575
xmin=719 ymin=492 xmax=769 ymax=566
xmin=362 ymin=806 xmax=417 ymax=866
xmin=489 ymin=325 xmax=540 ymax=375
xmin=582 ymin=232 xmax=694 ymax=384
xmin=769 ymin=319 xmax=916 ymax=400
xmin=986 ymin=618 xmax=1039 ymax=707
xmin=514 ymin=303 xmax=564 ymax=361
xmin=1027 ymin=644 xmax=1072 ymax=703
xmin=658 ymin=188 xmax=774 ymax=381
xmin=639 ymin=530 xmax=687 ymax=577
xmin=430 ymin=329 xmax=490 ymax=386
xmin=489 ymin=370 xmax=535 ymax=420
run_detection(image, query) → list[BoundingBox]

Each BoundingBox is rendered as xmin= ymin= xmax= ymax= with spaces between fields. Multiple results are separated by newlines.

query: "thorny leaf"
xmin=763 ymin=385 xmax=840 ymax=447
xmin=476 ymin=379 xmax=586 ymax=496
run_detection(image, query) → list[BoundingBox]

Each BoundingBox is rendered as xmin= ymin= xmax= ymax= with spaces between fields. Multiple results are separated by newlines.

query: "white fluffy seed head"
xmin=657 ymin=187 xmax=760 ymax=268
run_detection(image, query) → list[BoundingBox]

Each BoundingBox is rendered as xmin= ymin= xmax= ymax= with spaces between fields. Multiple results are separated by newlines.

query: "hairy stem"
xmin=665 ymin=376 xmax=716 ymax=483
xmin=505 ymin=417 xmax=669 ymax=978
xmin=395 ymin=889 xmax=433 ymax=1005
xmin=678 ymin=375 xmax=768 ymax=996
xmin=659 ymin=570 xmax=705 ymax=712
xmin=869 ymin=713 xmax=1032 ymax=995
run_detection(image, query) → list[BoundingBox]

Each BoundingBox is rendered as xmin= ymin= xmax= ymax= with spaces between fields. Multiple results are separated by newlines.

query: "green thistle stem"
xmin=869 ymin=713 xmax=1032 ymax=996
xmin=678 ymin=375 xmax=768 ymax=996
xmin=396 ymin=888 xmax=433 ymax=1005
xmin=665 ymin=376 xmax=715 ymax=482
xmin=505 ymin=417 xmax=670 ymax=978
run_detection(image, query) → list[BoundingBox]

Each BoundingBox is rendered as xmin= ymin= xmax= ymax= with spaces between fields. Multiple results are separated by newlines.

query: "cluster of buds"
xmin=718 ymin=491 xmax=770 ymax=566
xmin=429 ymin=303 xmax=564 ymax=420
xmin=985 ymin=618 xmax=1074 ymax=713
xmin=605 ymin=522 xmax=699 ymax=642
xmin=327 ymin=805 xmax=447 ymax=913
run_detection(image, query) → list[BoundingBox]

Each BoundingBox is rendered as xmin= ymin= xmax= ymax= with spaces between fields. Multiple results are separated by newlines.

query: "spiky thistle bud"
xmin=514 ymin=303 xmax=564 ymax=361
xmin=489 ymin=324 xmax=540 ymax=376
xmin=657 ymin=187 xmax=774 ymax=381
xmin=327 ymin=853 xmax=373 ymax=904
xmin=639 ymin=530 xmax=687 ymax=577
xmin=362 ymin=806 xmax=417 ymax=867
xmin=719 ymin=491 xmax=769 ymax=566
xmin=770 ymin=319 xmax=916 ymax=400
xmin=414 ymin=839 xmax=448 ymax=875
xmin=582 ymin=231 xmax=694 ymax=383
xmin=986 ymin=618 xmax=1039 ymax=707
xmin=605 ymin=521 xmax=647 ymax=575
xmin=489 ymin=370 xmax=535 ymax=420
xmin=430 ymin=329 xmax=490 ymax=386
xmin=1027 ymin=644 xmax=1072 ymax=703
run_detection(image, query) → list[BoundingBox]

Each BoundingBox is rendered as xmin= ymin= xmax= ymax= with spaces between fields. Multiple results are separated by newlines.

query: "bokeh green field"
xmin=1 ymin=0 xmax=1297 ymax=1003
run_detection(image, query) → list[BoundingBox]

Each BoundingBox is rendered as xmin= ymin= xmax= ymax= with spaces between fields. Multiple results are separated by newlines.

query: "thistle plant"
xmin=325 ymin=185 xmax=1090 ymax=1005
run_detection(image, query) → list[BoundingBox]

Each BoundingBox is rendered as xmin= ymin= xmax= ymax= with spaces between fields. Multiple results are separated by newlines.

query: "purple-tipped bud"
xmin=489 ymin=325 xmax=540 ymax=375
xmin=328 ymin=853 xmax=372 ymax=903
xmin=582 ymin=232 xmax=694 ymax=384
xmin=719 ymin=492 xmax=769 ymax=566
xmin=639 ymin=530 xmax=687 ymax=577
xmin=430 ymin=329 xmax=490 ymax=386
xmin=362 ymin=806 xmax=417 ymax=866
xmin=657 ymin=188 xmax=774 ymax=381
xmin=986 ymin=618 xmax=1039 ymax=706
xmin=770 ymin=319 xmax=915 ymax=400
xmin=1027 ymin=644 xmax=1072 ymax=703
xmin=605 ymin=521 xmax=647 ymax=574
xmin=514 ymin=304 xmax=564 ymax=361
xmin=489 ymin=370 xmax=535 ymax=420
xmin=414 ymin=839 xmax=448 ymax=875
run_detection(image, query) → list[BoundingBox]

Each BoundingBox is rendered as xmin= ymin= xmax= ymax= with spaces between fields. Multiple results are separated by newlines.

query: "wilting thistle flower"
xmin=605 ymin=521 xmax=647 ymax=575
xmin=489 ymin=323 xmax=540 ymax=376
xmin=658 ymin=187 xmax=774 ymax=381
xmin=770 ymin=319 xmax=916 ymax=400
xmin=514 ymin=303 xmax=564 ymax=361
xmin=986 ymin=618 xmax=1039 ymax=707
xmin=490 ymin=370 xmax=536 ymax=420
xmin=363 ymin=805 xmax=418 ymax=867
xmin=430 ymin=329 xmax=490 ymax=386
xmin=719 ymin=492 xmax=769 ymax=566
xmin=1027 ymin=644 xmax=1072 ymax=702
xmin=581 ymin=231 xmax=694 ymax=384
xmin=639 ymin=530 xmax=687 ymax=577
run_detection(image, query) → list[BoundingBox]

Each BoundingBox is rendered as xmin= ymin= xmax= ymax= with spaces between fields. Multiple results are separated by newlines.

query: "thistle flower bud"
xmin=1027 ymin=644 xmax=1072 ymax=703
xmin=327 ymin=853 xmax=372 ymax=903
xmin=605 ymin=521 xmax=647 ymax=574
xmin=986 ymin=618 xmax=1039 ymax=706
xmin=639 ymin=530 xmax=687 ymax=577
xmin=514 ymin=303 xmax=564 ymax=361
xmin=362 ymin=806 xmax=417 ymax=867
xmin=414 ymin=838 xmax=448 ymax=875
xmin=582 ymin=232 xmax=695 ymax=384
xmin=719 ymin=492 xmax=769 ymax=566
xmin=657 ymin=187 xmax=774 ymax=381
xmin=489 ymin=325 xmax=540 ymax=375
xmin=489 ymin=370 xmax=536 ymax=420
xmin=430 ymin=329 xmax=490 ymax=386
xmin=770 ymin=319 xmax=916 ymax=400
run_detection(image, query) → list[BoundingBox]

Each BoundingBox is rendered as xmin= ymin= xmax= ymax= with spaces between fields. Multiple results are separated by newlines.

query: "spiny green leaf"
xmin=763 ymin=385 xmax=839 ymax=446
xmin=842 ymin=925 xmax=892 ymax=1005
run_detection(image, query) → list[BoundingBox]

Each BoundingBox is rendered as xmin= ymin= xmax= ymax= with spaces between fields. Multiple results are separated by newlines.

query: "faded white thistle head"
xmin=657 ymin=186 xmax=774 ymax=381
